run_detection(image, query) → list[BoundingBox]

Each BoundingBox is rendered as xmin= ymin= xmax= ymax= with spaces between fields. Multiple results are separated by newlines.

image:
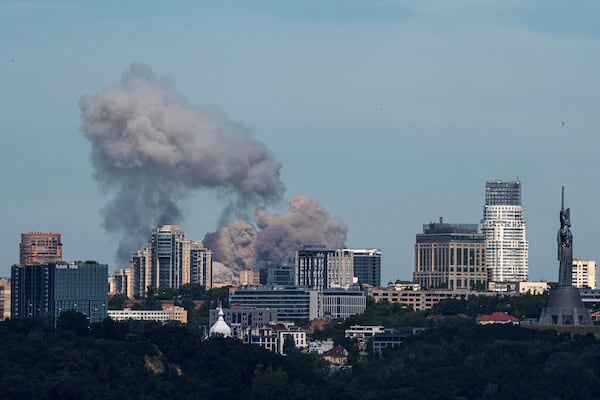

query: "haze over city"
xmin=2 ymin=1 xmax=600 ymax=284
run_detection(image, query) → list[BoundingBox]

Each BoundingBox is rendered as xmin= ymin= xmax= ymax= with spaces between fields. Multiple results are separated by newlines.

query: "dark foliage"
xmin=2 ymin=297 xmax=599 ymax=400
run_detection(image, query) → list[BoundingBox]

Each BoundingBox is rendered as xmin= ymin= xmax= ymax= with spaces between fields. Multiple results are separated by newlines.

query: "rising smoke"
xmin=204 ymin=194 xmax=347 ymax=276
xmin=80 ymin=64 xmax=285 ymax=263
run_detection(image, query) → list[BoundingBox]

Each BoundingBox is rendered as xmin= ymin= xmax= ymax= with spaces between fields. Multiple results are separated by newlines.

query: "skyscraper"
xmin=121 ymin=225 xmax=213 ymax=296
xmin=150 ymin=225 xmax=186 ymax=289
xmin=480 ymin=180 xmax=529 ymax=285
xmin=19 ymin=232 xmax=62 ymax=265
xmin=414 ymin=218 xmax=486 ymax=290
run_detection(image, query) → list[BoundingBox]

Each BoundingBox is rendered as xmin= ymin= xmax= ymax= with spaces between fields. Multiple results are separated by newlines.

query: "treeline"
xmin=3 ymin=295 xmax=599 ymax=399
xmin=0 ymin=316 xmax=327 ymax=400
xmin=332 ymin=319 xmax=600 ymax=400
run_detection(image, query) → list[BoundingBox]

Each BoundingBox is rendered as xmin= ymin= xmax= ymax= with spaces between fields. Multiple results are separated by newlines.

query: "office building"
xmin=53 ymin=261 xmax=108 ymax=323
xmin=295 ymin=247 xmax=354 ymax=290
xmin=320 ymin=287 xmax=367 ymax=319
xmin=414 ymin=218 xmax=486 ymax=290
xmin=230 ymin=285 xmax=319 ymax=321
xmin=228 ymin=285 xmax=366 ymax=321
xmin=19 ymin=232 xmax=62 ymax=265
xmin=572 ymin=259 xmax=596 ymax=289
xmin=351 ymin=249 xmax=381 ymax=287
xmin=481 ymin=180 xmax=529 ymax=284
xmin=11 ymin=263 xmax=53 ymax=319
xmin=11 ymin=261 xmax=107 ymax=323
xmin=264 ymin=265 xmax=295 ymax=286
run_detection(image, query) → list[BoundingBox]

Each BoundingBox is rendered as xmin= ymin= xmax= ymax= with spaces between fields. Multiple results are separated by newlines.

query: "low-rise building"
xmin=475 ymin=312 xmax=519 ymax=325
xmin=367 ymin=285 xmax=469 ymax=311
xmin=516 ymin=281 xmax=549 ymax=295
xmin=229 ymin=285 xmax=367 ymax=321
xmin=372 ymin=327 xmax=428 ymax=357
xmin=306 ymin=339 xmax=335 ymax=355
xmin=320 ymin=287 xmax=366 ymax=319
xmin=246 ymin=322 xmax=308 ymax=355
xmin=108 ymin=305 xmax=187 ymax=324
xmin=344 ymin=325 xmax=385 ymax=339
xmin=320 ymin=346 xmax=348 ymax=366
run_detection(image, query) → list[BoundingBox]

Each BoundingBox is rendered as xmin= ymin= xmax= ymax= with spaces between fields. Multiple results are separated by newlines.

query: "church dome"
xmin=209 ymin=307 xmax=232 ymax=337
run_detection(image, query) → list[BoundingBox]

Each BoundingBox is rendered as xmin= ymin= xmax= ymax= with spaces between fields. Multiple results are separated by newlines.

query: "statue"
xmin=539 ymin=186 xmax=592 ymax=326
xmin=557 ymin=187 xmax=573 ymax=286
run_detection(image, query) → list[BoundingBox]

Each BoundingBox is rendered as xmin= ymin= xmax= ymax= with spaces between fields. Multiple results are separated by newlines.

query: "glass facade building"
xmin=351 ymin=249 xmax=381 ymax=287
xmin=11 ymin=262 xmax=108 ymax=323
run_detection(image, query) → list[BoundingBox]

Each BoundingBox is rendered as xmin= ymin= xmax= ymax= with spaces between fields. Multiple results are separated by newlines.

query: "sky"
xmin=1 ymin=0 xmax=600 ymax=284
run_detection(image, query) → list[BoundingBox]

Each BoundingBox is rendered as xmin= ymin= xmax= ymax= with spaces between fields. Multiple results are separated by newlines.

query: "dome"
xmin=209 ymin=307 xmax=232 ymax=337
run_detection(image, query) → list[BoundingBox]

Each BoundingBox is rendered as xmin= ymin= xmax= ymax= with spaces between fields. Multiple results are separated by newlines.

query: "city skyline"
xmin=2 ymin=2 xmax=600 ymax=284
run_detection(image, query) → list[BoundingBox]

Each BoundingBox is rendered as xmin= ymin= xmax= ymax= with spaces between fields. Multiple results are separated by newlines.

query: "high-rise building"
xmin=123 ymin=225 xmax=213 ymax=297
xmin=11 ymin=263 xmax=52 ymax=319
xmin=19 ymin=232 xmax=62 ymax=265
xmin=108 ymin=268 xmax=131 ymax=295
xmin=53 ymin=262 xmax=108 ymax=323
xmin=150 ymin=225 xmax=186 ymax=289
xmin=350 ymin=249 xmax=381 ymax=287
xmin=413 ymin=218 xmax=486 ymax=290
xmin=480 ymin=180 xmax=529 ymax=284
xmin=295 ymin=247 xmax=354 ymax=290
xmin=187 ymin=240 xmax=212 ymax=289
xmin=572 ymin=259 xmax=596 ymax=289
xmin=0 ymin=278 xmax=11 ymax=321
xmin=11 ymin=261 xmax=107 ymax=323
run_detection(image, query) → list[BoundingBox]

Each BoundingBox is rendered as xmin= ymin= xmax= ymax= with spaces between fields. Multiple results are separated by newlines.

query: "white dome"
xmin=209 ymin=307 xmax=232 ymax=337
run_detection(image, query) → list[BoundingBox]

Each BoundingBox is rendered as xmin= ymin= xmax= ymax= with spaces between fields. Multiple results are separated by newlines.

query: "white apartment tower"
xmin=572 ymin=259 xmax=596 ymax=289
xmin=480 ymin=180 xmax=529 ymax=284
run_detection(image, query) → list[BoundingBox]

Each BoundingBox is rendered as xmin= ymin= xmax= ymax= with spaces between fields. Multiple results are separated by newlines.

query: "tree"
xmin=108 ymin=293 xmax=127 ymax=310
xmin=57 ymin=310 xmax=89 ymax=336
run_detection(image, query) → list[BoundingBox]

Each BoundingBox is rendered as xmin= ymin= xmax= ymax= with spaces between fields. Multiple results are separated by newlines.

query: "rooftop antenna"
xmin=561 ymin=185 xmax=565 ymax=210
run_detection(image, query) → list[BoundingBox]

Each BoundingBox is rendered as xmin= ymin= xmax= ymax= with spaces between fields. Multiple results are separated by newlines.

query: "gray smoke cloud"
xmin=80 ymin=64 xmax=285 ymax=263
xmin=203 ymin=219 xmax=257 ymax=272
xmin=205 ymin=194 xmax=347 ymax=276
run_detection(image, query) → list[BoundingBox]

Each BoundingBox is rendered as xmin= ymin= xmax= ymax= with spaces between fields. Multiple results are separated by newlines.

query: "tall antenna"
xmin=561 ymin=185 xmax=565 ymax=210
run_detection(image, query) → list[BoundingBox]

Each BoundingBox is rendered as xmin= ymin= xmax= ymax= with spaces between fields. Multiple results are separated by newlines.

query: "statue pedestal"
xmin=539 ymin=286 xmax=593 ymax=326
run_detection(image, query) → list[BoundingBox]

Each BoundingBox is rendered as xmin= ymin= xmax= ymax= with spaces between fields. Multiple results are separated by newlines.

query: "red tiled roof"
xmin=322 ymin=345 xmax=348 ymax=358
xmin=476 ymin=312 xmax=519 ymax=322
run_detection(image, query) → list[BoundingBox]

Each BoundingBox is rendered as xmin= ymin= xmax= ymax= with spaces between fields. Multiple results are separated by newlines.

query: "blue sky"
xmin=1 ymin=1 xmax=600 ymax=284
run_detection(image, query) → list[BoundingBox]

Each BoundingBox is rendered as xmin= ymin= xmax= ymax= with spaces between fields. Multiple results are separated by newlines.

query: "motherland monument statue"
xmin=539 ymin=187 xmax=592 ymax=326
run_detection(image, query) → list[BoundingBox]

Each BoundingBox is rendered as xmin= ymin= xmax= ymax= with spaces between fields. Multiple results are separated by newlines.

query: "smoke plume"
xmin=80 ymin=64 xmax=285 ymax=263
xmin=204 ymin=194 xmax=347 ymax=276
